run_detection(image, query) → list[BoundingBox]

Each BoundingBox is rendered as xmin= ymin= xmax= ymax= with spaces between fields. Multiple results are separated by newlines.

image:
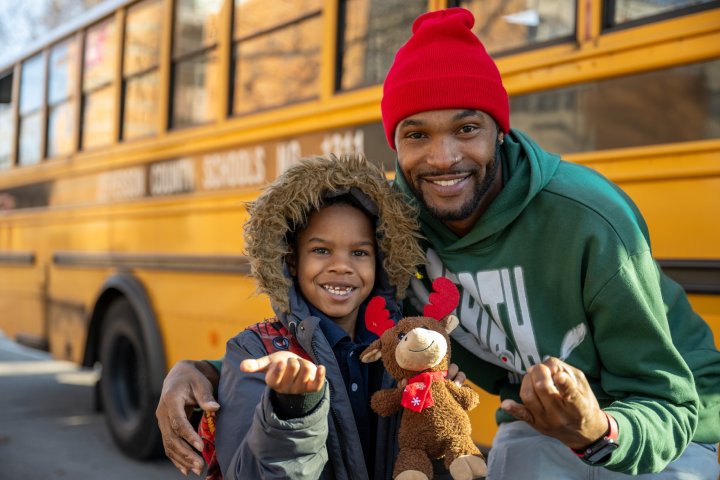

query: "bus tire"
xmin=99 ymin=298 xmax=164 ymax=460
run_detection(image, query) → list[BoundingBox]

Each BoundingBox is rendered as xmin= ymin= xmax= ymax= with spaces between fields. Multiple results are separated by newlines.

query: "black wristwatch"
xmin=573 ymin=411 xmax=619 ymax=464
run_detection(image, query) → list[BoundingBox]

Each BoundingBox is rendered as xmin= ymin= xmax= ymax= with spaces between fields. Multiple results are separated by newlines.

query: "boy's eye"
xmin=311 ymin=247 xmax=329 ymax=255
xmin=352 ymin=249 xmax=371 ymax=257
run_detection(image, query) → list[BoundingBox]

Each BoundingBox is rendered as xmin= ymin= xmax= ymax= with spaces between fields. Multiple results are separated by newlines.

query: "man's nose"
xmin=426 ymin=138 xmax=458 ymax=169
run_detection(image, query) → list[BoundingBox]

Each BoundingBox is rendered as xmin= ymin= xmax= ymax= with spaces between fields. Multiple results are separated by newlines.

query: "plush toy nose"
xmin=396 ymin=327 xmax=448 ymax=371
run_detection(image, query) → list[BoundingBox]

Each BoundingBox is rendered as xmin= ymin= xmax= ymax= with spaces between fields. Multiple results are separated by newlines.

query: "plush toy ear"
xmin=359 ymin=339 xmax=383 ymax=363
xmin=443 ymin=314 xmax=459 ymax=333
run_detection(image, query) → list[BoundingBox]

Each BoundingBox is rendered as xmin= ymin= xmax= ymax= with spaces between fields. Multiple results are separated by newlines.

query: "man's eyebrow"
xmin=398 ymin=118 xmax=424 ymax=129
xmin=454 ymin=109 xmax=482 ymax=121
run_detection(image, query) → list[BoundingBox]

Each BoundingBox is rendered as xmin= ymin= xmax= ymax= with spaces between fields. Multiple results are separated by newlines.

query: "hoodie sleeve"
xmin=216 ymin=331 xmax=330 ymax=480
xmin=586 ymin=251 xmax=699 ymax=474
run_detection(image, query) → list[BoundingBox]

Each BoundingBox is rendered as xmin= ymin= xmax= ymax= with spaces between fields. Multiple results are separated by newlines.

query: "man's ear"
xmin=498 ymin=132 xmax=505 ymax=145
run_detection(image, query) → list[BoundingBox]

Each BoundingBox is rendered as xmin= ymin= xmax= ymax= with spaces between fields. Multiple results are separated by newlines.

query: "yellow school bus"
xmin=0 ymin=0 xmax=718 ymax=460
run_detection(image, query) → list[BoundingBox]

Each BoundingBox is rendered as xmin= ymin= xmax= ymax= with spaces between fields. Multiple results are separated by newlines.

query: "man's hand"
xmin=156 ymin=360 xmax=220 ymax=476
xmin=500 ymin=357 xmax=608 ymax=450
xmin=447 ymin=362 xmax=467 ymax=387
xmin=241 ymin=351 xmax=325 ymax=395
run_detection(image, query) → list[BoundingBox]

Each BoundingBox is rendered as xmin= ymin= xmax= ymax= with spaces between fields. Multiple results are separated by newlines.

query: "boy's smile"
xmin=290 ymin=203 xmax=376 ymax=337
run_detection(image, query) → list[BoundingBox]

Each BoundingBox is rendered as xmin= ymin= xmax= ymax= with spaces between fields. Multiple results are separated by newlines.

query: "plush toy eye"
xmin=397 ymin=332 xmax=405 ymax=340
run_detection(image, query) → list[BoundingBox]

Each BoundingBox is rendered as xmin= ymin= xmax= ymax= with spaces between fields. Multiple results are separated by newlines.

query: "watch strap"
xmin=572 ymin=411 xmax=619 ymax=464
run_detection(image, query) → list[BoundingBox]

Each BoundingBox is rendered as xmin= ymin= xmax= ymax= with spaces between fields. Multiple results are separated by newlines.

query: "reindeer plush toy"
xmin=360 ymin=277 xmax=487 ymax=480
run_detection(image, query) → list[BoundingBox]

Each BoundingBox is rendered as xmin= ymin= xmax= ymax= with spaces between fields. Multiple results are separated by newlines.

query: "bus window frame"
xmin=602 ymin=0 xmax=720 ymax=32
xmin=46 ymin=35 xmax=80 ymax=159
xmin=229 ymin=8 xmax=323 ymax=117
xmin=446 ymin=0 xmax=579 ymax=58
xmin=80 ymin=15 xmax=120 ymax=151
xmin=18 ymin=52 xmax=47 ymax=167
xmin=121 ymin=0 xmax=164 ymax=141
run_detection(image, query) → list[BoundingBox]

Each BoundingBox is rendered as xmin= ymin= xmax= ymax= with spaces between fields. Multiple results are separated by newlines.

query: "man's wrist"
xmin=572 ymin=411 xmax=619 ymax=464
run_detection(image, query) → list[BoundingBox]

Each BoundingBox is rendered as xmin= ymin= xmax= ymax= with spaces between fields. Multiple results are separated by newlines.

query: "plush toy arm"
xmin=446 ymin=381 xmax=480 ymax=411
xmin=370 ymin=387 xmax=404 ymax=417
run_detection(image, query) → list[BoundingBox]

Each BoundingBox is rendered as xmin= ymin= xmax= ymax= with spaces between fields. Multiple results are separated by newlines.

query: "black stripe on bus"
xmin=658 ymin=259 xmax=720 ymax=294
xmin=0 ymin=251 xmax=35 ymax=266
xmin=52 ymin=251 xmax=251 ymax=274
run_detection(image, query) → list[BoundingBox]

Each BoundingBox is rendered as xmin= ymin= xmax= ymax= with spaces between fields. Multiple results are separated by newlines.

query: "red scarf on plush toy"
xmin=401 ymin=370 xmax=447 ymax=412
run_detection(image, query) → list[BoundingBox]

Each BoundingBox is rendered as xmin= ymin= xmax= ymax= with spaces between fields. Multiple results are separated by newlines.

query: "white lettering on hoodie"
xmin=411 ymin=248 xmax=542 ymax=376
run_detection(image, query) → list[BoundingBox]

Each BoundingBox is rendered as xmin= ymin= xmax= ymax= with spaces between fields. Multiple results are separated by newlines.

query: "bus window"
xmin=607 ymin=0 xmax=717 ymax=26
xmin=82 ymin=17 xmax=117 ymax=149
xmin=123 ymin=0 xmax=163 ymax=140
xmin=338 ymin=0 xmax=424 ymax=91
xmin=47 ymin=37 xmax=79 ymax=158
xmin=171 ymin=0 xmax=222 ymax=128
xmin=231 ymin=0 xmax=322 ymax=115
xmin=510 ymin=59 xmax=720 ymax=153
xmin=455 ymin=0 xmax=576 ymax=54
xmin=19 ymin=53 xmax=45 ymax=166
xmin=0 ymin=71 xmax=13 ymax=170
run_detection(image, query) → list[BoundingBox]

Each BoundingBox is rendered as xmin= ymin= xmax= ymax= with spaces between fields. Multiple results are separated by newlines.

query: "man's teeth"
xmin=324 ymin=285 xmax=354 ymax=295
xmin=432 ymin=178 xmax=463 ymax=187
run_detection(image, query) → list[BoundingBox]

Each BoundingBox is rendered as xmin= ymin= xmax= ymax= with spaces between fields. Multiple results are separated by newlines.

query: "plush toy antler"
xmin=366 ymin=277 xmax=460 ymax=337
xmin=366 ymin=296 xmax=395 ymax=337
xmin=423 ymin=277 xmax=460 ymax=320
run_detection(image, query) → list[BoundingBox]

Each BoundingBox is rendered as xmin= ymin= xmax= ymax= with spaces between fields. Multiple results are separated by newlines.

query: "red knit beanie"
xmin=381 ymin=8 xmax=510 ymax=150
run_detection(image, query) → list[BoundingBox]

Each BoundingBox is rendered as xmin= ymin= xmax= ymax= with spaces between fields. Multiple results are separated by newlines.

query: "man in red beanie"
xmin=156 ymin=7 xmax=720 ymax=480
xmin=382 ymin=7 xmax=719 ymax=480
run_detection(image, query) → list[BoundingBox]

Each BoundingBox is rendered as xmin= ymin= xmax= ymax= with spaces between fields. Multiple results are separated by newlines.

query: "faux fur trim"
xmin=243 ymin=154 xmax=425 ymax=312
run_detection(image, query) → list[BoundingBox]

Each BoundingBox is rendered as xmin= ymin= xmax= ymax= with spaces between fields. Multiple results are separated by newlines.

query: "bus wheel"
xmin=99 ymin=298 xmax=163 ymax=459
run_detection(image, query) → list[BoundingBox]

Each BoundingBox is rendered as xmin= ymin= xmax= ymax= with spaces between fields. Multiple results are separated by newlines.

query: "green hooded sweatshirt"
xmin=395 ymin=129 xmax=720 ymax=475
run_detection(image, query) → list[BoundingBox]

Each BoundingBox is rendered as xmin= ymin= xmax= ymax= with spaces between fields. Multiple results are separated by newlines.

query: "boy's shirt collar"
xmin=309 ymin=303 xmax=378 ymax=347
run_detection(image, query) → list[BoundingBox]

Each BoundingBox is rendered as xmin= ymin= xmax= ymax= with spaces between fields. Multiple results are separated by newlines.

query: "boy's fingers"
xmin=265 ymin=359 xmax=288 ymax=389
xmin=307 ymin=365 xmax=326 ymax=392
xmin=240 ymin=356 xmax=272 ymax=373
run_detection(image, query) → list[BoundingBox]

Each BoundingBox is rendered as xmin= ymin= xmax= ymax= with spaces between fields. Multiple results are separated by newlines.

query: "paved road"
xmin=0 ymin=333 xmax=190 ymax=480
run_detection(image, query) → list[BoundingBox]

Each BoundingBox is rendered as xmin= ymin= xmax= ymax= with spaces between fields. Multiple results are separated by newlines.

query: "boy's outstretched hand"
xmin=241 ymin=351 xmax=326 ymax=394
xmin=500 ymin=357 xmax=608 ymax=451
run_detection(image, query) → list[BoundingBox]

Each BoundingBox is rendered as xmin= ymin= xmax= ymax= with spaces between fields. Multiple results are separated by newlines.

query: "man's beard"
xmin=413 ymin=143 xmax=501 ymax=222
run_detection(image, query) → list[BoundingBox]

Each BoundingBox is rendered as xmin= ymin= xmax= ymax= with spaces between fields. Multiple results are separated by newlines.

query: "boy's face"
xmin=395 ymin=108 xmax=503 ymax=236
xmin=291 ymin=203 xmax=376 ymax=331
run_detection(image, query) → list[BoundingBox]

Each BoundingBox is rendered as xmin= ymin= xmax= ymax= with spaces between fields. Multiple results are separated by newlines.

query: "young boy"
xmin=214 ymin=154 xmax=426 ymax=480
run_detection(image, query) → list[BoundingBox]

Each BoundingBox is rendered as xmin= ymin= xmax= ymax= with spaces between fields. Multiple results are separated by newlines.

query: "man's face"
xmin=395 ymin=109 xmax=503 ymax=236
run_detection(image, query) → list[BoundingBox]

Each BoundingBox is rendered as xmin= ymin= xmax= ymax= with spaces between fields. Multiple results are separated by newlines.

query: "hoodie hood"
xmin=244 ymin=154 xmax=425 ymax=313
xmin=395 ymin=129 xmax=560 ymax=254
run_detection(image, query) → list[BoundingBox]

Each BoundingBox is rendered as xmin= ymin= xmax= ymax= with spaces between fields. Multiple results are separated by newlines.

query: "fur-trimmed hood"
xmin=244 ymin=153 xmax=424 ymax=313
